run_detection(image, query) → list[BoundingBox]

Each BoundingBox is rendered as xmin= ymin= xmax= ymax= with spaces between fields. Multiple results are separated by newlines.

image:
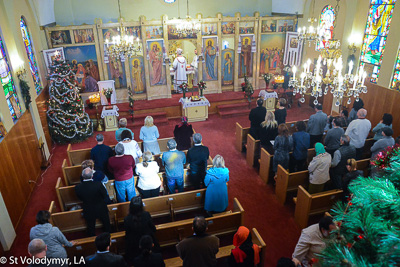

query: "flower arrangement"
xmin=242 ymin=75 xmax=254 ymax=106
xmin=371 ymin=144 xmax=400 ymax=170
xmin=241 ymin=82 xmax=246 ymax=92
xmin=262 ymin=73 xmax=273 ymax=82
xmin=102 ymin=88 xmax=113 ymax=99
xmin=197 ymin=80 xmax=206 ymax=97
xmin=179 ymin=82 xmax=189 ymax=98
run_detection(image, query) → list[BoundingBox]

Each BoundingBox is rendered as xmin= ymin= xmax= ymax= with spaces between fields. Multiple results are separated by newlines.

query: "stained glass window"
xmin=0 ymin=31 xmax=21 ymax=122
xmin=360 ymin=0 xmax=396 ymax=83
xmin=390 ymin=47 xmax=400 ymax=89
xmin=20 ymin=17 xmax=42 ymax=94
xmin=316 ymin=5 xmax=335 ymax=51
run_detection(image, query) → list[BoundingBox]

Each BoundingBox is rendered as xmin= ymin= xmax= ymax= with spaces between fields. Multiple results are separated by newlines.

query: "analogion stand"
xmin=259 ymin=90 xmax=278 ymax=112
xmin=180 ymin=97 xmax=210 ymax=122
xmin=101 ymin=105 xmax=119 ymax=131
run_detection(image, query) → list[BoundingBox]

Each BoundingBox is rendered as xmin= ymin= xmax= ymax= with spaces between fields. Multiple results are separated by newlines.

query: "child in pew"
xmin=133 ymin=235 xmax=165 ymax=267
xmin=308 ymin=143 xmax=331 ymax=194
xmin=227 ymin=226 xmax=261 ymax=267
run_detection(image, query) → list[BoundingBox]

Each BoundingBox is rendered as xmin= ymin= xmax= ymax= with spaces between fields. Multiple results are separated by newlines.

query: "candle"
xmin=292 ymin=66 xmax=297 ymax=80
xmin=348 ymin=61 xmax=353 ymax=75
xmin=353 ymin=75 xmax=358 ymax=89
xmin=301 ymin=73 xmax=305 ymax=87
xmin=362 ymin=72 xmax=367 ymax=86
xmin=307 ymin=59 xmax=311 ymax=73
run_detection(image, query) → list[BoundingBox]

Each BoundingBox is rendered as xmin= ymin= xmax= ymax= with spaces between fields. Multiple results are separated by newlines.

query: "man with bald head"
xmin=345 ymin=108 xmax=371 ymax=160
xmin=28 ymin=239 xmax=61 ymax=267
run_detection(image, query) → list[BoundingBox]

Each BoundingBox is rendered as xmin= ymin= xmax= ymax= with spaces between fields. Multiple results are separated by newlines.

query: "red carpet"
xmin=6 ymin=97 xmax=314 ymax=267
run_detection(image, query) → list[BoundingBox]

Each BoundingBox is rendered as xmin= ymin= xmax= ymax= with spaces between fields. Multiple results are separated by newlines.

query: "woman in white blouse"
xmin=136 ymin=151 xmax=161 ymax=198
xmin=119 ymin=130 xmax=142 ymax=164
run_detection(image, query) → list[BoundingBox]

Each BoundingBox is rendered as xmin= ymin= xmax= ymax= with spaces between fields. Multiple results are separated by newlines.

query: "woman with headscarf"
xmin=173 ymin=116 xmax=194 ymax=151
xmin=308 ymin=143 xmax=332 ymax=194
xmin=228 ymin=226 xmax=260 ymax=267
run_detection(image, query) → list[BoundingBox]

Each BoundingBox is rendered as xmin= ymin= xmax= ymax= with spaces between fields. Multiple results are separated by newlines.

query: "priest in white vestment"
xmin=191 ymin=49 xmax=199 ymax=87
xmin=173 ymin=48 xmax=187 ymax=93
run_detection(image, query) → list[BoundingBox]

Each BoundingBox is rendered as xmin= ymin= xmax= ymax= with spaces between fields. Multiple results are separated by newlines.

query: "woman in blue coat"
xmin=204 ymin=155 xmax=229 ymax=214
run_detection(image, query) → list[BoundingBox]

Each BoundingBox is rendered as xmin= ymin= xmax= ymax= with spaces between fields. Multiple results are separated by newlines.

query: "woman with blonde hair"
xmin=204 ymin=155 xmax=229 ymax=215
xmin=140 ymin=116 xmax=161 ymax=155
xmin=136 ymin=151 xmax=161 ymax=199
xmin=273 ymin=124 xmax=293 ymax=177
xmin=342 ymin=158 xmax=363 ymax=201
xmin=259 ymin=111 xmax=278 ymax=151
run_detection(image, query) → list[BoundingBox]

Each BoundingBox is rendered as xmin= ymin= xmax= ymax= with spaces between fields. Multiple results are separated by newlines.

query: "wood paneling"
xmin=0 ymin=111 xmax=41 ymax=227
xmin=343 ymin=83 xmax=400 ymax=137
xmin=36 ymin=89 xmax=52 ymax=150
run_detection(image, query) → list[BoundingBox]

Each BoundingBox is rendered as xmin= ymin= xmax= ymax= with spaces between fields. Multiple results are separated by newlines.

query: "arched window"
xmin=360 ymin=0 xmax=396 ymax=83
xmin=390 ymin=46 xmax=400 ymax=89
xmin=316 ymin=5 xmax=335 ymax=50
xmin=0 ymin=31 xmax=21 ymax=122
xmin=20 ymin=17 xmax=42 ymax=94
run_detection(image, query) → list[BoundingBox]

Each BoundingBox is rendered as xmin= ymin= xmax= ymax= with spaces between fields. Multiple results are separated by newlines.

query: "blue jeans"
xmin=167 ymin=176 xmax=184 ymax=194
xmin=115 ymin=177 xmax=136 ymax=202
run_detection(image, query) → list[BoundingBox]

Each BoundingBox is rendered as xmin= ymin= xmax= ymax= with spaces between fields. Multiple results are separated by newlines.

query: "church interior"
xmin=1 ymin=0 xmax=400 ymax=266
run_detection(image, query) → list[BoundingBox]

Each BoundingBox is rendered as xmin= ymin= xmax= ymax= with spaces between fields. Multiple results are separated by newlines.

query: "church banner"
xmin=283 ymin=32 xmax=303 ymax=67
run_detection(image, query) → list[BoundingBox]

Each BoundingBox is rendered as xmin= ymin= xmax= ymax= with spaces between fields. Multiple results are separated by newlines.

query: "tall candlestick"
xmin=292 ymin=66 xmax=297 ymax=80
xmin=353 ymin=75 xmax=358 ymax=89
xmin=348 ymin=61 xmax=354 ymax=76
xmin=362 ymin=72 xmax=367 ymax=86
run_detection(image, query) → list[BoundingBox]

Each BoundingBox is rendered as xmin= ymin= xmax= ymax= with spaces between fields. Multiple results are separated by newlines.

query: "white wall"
xmin=30 ymin=0 xmax=55 ymax=26
xmin=0 ymin=191 xmax=16 ymax=251
xmin=272 ymin=0 xmax=305 ymax=14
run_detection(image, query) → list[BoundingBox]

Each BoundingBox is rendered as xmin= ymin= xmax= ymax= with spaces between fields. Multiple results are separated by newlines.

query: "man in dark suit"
xmin=187 ymin=133 xmax=210 ymax=189
xmin=75 ymin=168 xmax=110 ymax=236
xmin=176 ymin=216 xmax=219 ymax=267
xmin=85 ymin=232 xmax=127 ymax=267
xmin=249 ymin=98 xmax=266 ymax=139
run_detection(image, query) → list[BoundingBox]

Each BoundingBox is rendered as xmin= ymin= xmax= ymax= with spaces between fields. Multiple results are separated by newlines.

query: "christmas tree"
xmin=47 ymin=60 xmax=93 ymax=143
xmin=318 ymin=146 xmax=400 ymax=266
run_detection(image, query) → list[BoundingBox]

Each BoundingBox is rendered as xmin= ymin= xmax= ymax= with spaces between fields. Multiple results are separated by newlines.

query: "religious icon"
xmin=50 ymin=30 xmax=71 ymax=46
xmin=202 ymin=37 xmax=218 ymax=81
xmin=239 ymin=22 xmax=254 ymax=34
xmin=202 ymin=24 xmax=218 ymax=36
xmin=260 ymin=34 xmax=285 ymax=76
xmin=131 ymin=58 xmax=146 ymax=94
xmin=261 ymin=20 xmax=276 ymax=33
xmin=222 ymin=22 xmax=235 ymax=34
xmin=73 ymin=29 xmax=94 ymax=43
xmin=222 ymin=50 xmax=234 ymax=85
xmin=0 ymin=122 xmax=7 ymax=138
xmin=147 ymin=40 xmax=166 ymax=86
xmin=239 ymin=36 xmax=252 ymax=77
xmin=9 ymin=96 xmax=21 ymax=118
xmin=145 ymin=26 xmax=163 ymax=39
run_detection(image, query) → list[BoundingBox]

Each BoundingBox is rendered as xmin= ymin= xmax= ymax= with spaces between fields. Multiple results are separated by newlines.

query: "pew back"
xmin=235 ymin=122 xmax=250 ymax=152
xmin=294 ymin=185 xmax=343 ymax=229
xmin=246 ymin=134 xmax=260 ymax=167
xmin=275 ymin=165 xmax=309 ymax=205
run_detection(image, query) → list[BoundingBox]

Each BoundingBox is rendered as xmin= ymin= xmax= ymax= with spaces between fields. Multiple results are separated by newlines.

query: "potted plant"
xmin=197 ymin=80 xmax=207 ymax=97
xmin=262 ymin=73 xmax=272 ymax=89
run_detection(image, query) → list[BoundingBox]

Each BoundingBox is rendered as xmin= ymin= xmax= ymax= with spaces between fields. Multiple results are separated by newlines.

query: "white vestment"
xmin=191 ymin=55 xmax=199 ymax=86
xmin=173 ymin=56 xmax=187 ymax=92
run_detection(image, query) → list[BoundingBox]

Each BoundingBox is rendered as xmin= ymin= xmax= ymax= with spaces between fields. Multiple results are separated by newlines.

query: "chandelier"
xmin=174 ymin=0 xmax=201 ymax=36
xmin=105 ymin=0 xmax=142 ymax=59
xmin=296 ymin=0 xmax=323 ymax=46
xmin=289 ymin=0 xmax=367 ymax=107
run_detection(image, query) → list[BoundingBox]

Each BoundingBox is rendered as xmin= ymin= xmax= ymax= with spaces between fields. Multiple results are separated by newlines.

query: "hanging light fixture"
xmin=296 ymin=0 xmax=324 ymax=46
xmin=174 ymin=0 xmax=201 ymax=37
xmin=105 ymin=0 xmax=142 ymax=59
xmin=289 ymin=0 xmax=367 ymax=107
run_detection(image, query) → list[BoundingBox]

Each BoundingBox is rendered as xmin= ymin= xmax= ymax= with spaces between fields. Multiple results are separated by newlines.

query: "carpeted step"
xmin=123 ymin=111 xmax=169 ymax=128
xmin=217 ymin=102 xmax=250 ymax=112
xmin=218 ymin=109 xmax=251 ymax=118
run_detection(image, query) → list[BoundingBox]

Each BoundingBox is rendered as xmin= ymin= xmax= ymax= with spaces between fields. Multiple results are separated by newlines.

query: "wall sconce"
xmin=348 ymin=34 xmax=362 ymax=55
xmin=11 ymin=55 xmax=26 ymax=78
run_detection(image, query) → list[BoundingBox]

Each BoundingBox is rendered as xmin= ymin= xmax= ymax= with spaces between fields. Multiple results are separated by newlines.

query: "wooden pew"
xmin=164 ymin=228 xmax=266 ymax=267
xmin=293 ymin=185 xmax=343 ymax=229
xmin=275 ymin=165 xmax=309 ymax=205
xmin=246 ymin=134 xmax=260 ymax=167
xmin=276 ymin=158 xmax=370 ymax=205
xmin=235 ymin=122 xmax=250 ymax=152
xmin=65 ymin=198 xmax=244 ymax=258
xmin=62 ymin=159 xmax=82 ymax=185
xmin=50 ymin=188 xmax=208 ymax=233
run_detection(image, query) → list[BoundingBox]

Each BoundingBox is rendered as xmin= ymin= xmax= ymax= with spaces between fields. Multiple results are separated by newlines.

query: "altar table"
xmin=179 ymin=97 xmax=210 ymax=122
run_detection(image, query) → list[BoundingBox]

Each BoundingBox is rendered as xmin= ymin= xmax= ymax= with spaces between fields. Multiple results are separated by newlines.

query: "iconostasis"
xmin=45 ymin=13 xmax=297 ymax=101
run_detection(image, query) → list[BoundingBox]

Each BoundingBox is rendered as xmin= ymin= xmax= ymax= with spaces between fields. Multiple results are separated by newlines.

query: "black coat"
xmin=133 ymin=252 xmax=165 ymax=267
xmin=249 ymin=106 xmax=267 ymax=139
xmin=75 ymin=180 xmax=109 ymax=218
xmin=85 ymin=252 xmax=127 ymax=267
xmin=187 ymin=145 xmax=210 ymax=174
